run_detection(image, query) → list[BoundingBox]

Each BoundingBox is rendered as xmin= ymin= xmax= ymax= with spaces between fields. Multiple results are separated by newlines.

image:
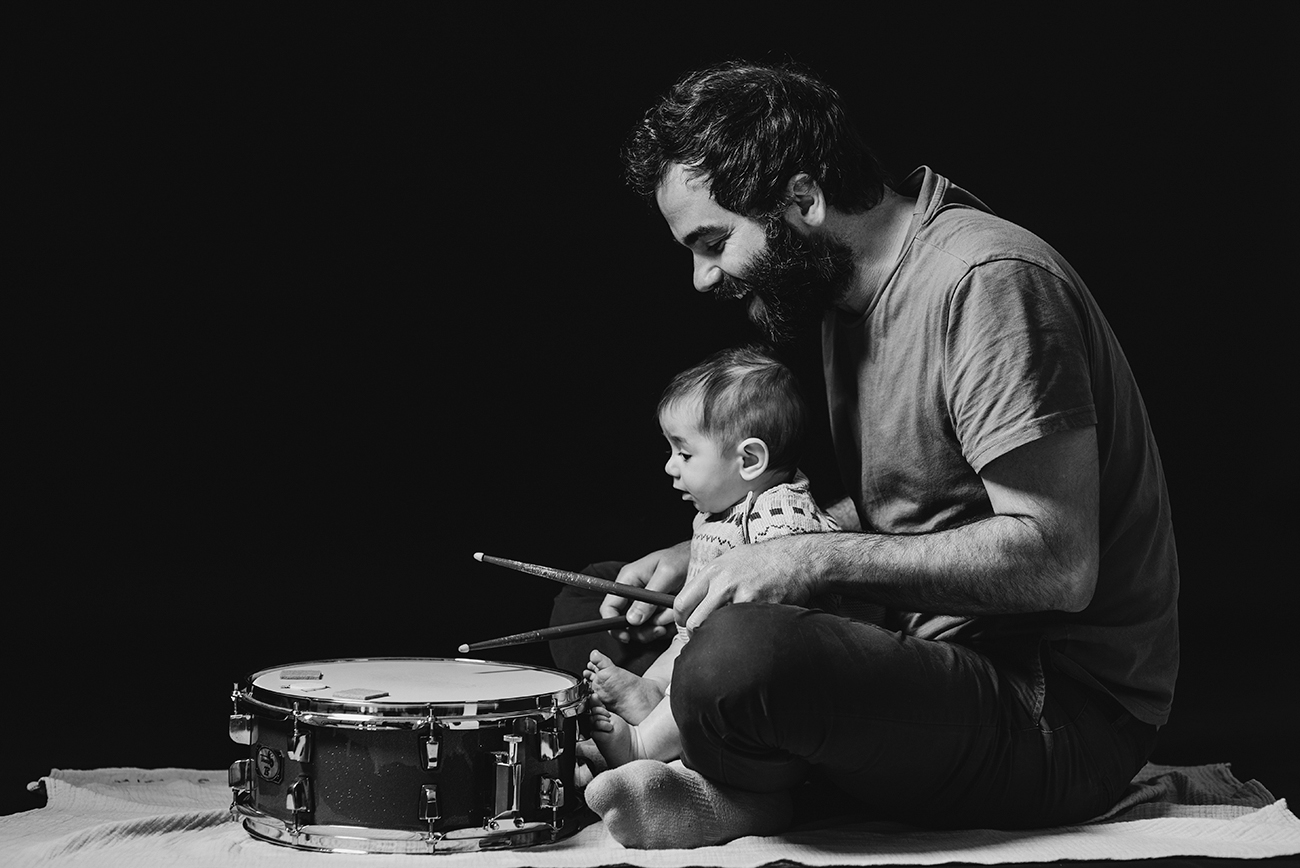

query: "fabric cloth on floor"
xmin=2 ymin=762 xmax=1297 ymax=867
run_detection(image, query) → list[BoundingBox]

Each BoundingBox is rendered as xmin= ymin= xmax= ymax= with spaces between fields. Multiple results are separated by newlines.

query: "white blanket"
xmin=3 ymin=763 xmax=1297 ymax=867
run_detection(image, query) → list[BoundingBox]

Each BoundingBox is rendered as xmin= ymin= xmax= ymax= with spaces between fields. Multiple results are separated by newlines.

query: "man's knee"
xmin=671 ymin=604 xmax=807 ymax=714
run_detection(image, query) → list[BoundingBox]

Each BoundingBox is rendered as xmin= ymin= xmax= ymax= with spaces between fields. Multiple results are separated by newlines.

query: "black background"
xmin=8 ymin=6 xmax=1295 ymax=816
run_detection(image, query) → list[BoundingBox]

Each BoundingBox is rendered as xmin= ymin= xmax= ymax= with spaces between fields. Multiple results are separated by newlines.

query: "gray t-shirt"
xmin=823 ymin=167 xmax=1179 ymax=726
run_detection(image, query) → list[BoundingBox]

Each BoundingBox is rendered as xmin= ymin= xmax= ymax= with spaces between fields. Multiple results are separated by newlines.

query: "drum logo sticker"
xmin=256 ymin=746 xmax=284 ymax=784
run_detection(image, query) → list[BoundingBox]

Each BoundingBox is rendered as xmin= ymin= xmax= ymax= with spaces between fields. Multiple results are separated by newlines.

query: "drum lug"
xmin=539 ymin=776 xmax=564 ymax=810
xmin=285 ymin=775 xmax=313 ymax=819
xmin=420 ymin=722 xmax=441 ymax=770
xmin=492 ymin=735 xmax=524 ymax=818
xmin=288 ymin=730 xmax=311 ymax=763
xmin=228 ymin=714 xmax=256 ymax=745
xmin=228 ymin=759 xmax=252 ymax=801
xmin=418 ymin=783 xmax=441 ymax=822
xmin=539 ymin=727 xmax=563 ymax=761
xmin=288 ymin=706 xmax=312 ymax=763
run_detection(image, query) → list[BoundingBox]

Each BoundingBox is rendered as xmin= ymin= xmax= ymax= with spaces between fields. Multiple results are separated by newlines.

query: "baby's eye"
xmin=678 ymin=451 xmax=692 ymax=461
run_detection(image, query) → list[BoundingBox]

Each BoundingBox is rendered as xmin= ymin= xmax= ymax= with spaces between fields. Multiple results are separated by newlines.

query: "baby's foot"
xmin=588 ymin=704 xmax=641 ymax=768
xmin=584 ymin=650 xmax=664 ymax=724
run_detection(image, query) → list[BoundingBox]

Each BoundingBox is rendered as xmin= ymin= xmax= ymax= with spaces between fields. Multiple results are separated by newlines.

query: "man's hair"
xmin=659 ymin=345 xmax=808 ymax=474
xmin=624 ymin=60 xmax=888 ymax=219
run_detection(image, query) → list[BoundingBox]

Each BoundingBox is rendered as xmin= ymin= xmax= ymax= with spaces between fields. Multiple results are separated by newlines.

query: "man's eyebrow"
xmin=680 ymin=224 xmax=727 ymax=248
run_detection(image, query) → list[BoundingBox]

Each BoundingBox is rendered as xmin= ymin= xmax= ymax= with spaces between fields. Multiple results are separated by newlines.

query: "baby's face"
xmin=659 ymin=399 xmax=748 ymax=515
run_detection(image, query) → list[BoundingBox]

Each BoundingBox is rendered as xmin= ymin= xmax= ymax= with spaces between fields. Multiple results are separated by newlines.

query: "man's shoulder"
xmin=915 ymin=206 xmax=1062 ymax=276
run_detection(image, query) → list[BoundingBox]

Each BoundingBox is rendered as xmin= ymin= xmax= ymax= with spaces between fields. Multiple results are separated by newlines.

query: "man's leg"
xmin=672 ymin=603 xmax=1156 ymax=829
xmin=585 ymin=760 xmax=792 ymax=849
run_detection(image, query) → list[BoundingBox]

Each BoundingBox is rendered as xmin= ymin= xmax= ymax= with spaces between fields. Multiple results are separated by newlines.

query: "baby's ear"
xmin=737 ymin=437 xmax=770 ymax=481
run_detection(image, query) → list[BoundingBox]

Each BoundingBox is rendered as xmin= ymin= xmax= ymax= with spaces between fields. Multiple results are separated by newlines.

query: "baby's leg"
xmin=639 ymin=629 xmax=687 ymax=686
xmin=590 ymin=695 xmax=682 ymax=767
xmin=589 ymin=704 xmax=639 ymax=768
xmin=585 ymin=649 xmax=664 ymax=725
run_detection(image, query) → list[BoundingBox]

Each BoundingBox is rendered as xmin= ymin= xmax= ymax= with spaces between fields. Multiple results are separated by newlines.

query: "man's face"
xmin=655 ymin=164 xmax=854 ymax=343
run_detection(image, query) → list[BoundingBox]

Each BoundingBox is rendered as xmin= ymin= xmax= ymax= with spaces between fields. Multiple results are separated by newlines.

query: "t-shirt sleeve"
xmin=943 ymin=258 xmax=1097 ymax=472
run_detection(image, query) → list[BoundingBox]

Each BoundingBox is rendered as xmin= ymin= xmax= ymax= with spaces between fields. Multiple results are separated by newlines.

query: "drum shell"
xmin=229 ymin=658 xmax=588 ymax=843
xmin=239 ymin=708 xmax=580 ymax=833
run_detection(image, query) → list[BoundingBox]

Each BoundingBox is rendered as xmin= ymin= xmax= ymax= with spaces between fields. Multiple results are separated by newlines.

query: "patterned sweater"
xmin=686 ymin=471 xmax=884 ymax=624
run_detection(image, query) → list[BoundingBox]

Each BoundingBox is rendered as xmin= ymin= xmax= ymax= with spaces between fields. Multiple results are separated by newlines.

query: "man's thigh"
xmin=671 ymin=603 xmax=1148 ymax=828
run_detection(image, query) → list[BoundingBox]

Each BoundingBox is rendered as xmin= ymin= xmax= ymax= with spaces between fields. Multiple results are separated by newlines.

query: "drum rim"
xmin=236 ymin=808 xmax=581 ymax=853
xmin=238 ymin=656 xmax=585 ymax=720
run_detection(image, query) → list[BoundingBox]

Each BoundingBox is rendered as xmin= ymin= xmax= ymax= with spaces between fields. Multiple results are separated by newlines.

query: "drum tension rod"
xmin=288 ymin=702 xmax=311 ymax=763
xmin=421 ymin=708 xmax=441 ymax=771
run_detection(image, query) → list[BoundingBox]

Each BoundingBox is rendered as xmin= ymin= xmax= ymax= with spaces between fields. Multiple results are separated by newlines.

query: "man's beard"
xmin=714 ymin=220 xmax=856 ymax=344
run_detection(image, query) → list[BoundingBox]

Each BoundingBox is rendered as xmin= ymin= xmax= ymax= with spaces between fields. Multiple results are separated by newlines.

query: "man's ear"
xmin=785 ymin=173 xmax=827 ymax=228
xmin=736 ymin=437 xmax=770 ymax=481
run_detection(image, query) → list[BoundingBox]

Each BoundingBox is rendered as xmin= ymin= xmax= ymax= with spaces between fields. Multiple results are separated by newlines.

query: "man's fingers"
xmin=599 ymin=591 xmax=631 ymax=621
xmin=683 ymin=587 xmax=727 ymax=632
xmin=625 ymin=599 xmax=657 ymax=625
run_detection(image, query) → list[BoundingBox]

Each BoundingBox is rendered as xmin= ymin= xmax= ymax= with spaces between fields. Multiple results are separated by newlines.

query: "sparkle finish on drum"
xmin=228 ymin=657 xmax=590 ymax=854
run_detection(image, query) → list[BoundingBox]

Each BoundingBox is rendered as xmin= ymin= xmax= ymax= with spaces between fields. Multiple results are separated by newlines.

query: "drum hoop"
xmin=239 ymin=656 xmax=586 ymax=723
xmin=235 ymin=806 xmax=578 ymax=853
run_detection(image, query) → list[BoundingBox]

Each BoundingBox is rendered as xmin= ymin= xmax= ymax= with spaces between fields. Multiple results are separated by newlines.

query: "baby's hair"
xmin=658 ymin=345 xmax=807 ymax=473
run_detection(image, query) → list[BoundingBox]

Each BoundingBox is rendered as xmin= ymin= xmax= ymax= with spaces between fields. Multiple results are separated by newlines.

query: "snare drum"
xmin=228 ymin=657 xmax=590 ymax=853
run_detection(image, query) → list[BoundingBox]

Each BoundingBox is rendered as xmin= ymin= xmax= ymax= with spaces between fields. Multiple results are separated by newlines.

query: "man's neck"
xmin=832 ymin=188 xmax=917 ymax=316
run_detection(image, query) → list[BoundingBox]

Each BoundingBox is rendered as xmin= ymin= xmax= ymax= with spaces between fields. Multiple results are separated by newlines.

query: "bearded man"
xmin=553 ymin=60 xmax=1179 ymax=848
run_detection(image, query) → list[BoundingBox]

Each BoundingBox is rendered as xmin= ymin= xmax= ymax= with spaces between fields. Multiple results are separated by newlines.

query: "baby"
xmin=585 ymin=345 xmax=882 ymax=767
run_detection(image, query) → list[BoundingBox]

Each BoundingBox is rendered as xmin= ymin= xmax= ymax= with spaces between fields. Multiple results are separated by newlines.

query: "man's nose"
xmin=693 ymin=256 xmax=721 ymax=293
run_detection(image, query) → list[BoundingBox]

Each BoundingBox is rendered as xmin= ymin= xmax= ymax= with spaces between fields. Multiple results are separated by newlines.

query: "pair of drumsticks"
xmin=458 ymin=553 xmax=675 ymax=653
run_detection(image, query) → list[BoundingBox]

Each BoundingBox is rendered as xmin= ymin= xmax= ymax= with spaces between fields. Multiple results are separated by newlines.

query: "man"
xmin=566 ymin=60 xmax=1178 ymax=848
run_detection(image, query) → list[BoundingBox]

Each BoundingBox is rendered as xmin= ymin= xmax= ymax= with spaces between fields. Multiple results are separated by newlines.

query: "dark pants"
xmin=672 ymin=603 xmax=1158 ymax=829
xmin=549 ymin=563 xmax=1158 ymax=829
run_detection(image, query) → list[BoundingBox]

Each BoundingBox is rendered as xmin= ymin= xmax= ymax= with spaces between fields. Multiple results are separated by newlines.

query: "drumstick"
xmin=473 ymin=552 xmax=677 ymax=609
xmin=457 ymin=616 xmax=631 ymax=653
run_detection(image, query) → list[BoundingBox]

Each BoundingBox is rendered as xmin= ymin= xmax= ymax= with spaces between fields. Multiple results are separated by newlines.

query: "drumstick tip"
xmin=457 ymin=643 xmax=470 ymax=653
xmin=473 ymin=552 xmax=484 ymax=562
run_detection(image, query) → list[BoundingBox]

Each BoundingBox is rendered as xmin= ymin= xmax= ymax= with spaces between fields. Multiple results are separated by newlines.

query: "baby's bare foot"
xmin=585 ymin=650 xmax=664 ymax=724
xmin=589 ymin=705 xmax=640 ymax=768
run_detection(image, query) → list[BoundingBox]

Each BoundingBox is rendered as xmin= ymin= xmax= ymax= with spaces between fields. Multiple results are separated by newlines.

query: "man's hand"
xmin=673 ymin=536 xmax=819 ymax=631
xmin=601 ymin=541 xmax=691 ymax=643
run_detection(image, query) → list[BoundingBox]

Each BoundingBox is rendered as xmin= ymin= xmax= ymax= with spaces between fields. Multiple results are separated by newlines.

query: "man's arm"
xmin=674 ymin=426 xmax=1100 ymax=630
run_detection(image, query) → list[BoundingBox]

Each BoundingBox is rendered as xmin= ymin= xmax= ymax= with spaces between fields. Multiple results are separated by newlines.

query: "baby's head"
xmin=657 ymin=345 xmax=808 ymax=514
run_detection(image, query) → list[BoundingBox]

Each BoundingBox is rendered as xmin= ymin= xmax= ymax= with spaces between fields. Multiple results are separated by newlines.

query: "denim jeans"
xmin=550 ymin=563 xmax=1157 ymax=829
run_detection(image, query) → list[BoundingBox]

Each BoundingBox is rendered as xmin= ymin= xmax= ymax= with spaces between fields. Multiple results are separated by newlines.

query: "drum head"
xmin=242 ymin=657 xmax=582 ymax=720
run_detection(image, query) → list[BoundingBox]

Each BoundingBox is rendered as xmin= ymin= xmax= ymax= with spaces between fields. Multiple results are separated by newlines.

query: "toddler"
xmin=586 ymin=345 xmax=882 ymax=767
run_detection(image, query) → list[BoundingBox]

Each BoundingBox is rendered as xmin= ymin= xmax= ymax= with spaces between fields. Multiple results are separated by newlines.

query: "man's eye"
xmin=706 ymin=239 xmax=725 ymax=254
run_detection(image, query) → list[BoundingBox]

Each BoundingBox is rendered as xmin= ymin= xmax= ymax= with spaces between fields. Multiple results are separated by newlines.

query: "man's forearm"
xmin=796 ymin=516 xmax=1093 ymax=615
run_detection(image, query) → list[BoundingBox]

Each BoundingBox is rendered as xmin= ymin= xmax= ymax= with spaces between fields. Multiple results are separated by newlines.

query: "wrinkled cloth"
xmin=2 ymin=763 xmax=1296 ymax=866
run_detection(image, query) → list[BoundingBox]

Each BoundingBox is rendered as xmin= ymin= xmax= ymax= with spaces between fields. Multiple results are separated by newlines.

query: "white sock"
xmin=584 ymin=759 xmax=792 ymax=849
